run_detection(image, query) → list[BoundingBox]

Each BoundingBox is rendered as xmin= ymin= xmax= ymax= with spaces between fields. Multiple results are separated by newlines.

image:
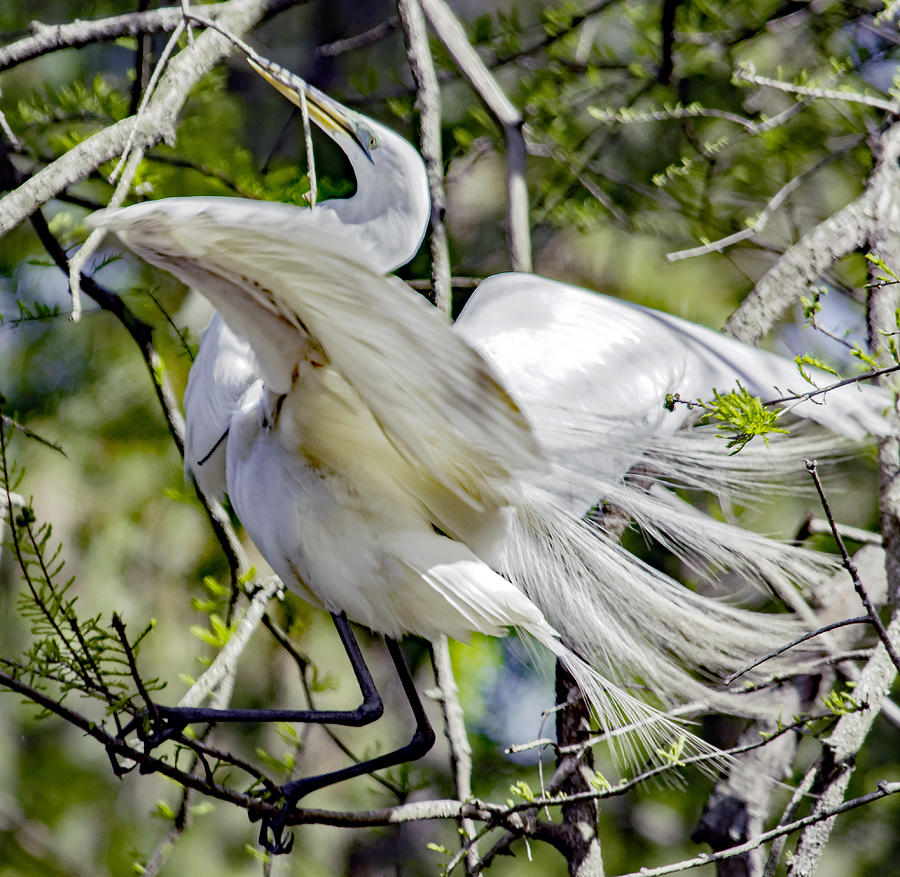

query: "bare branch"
xmin=398 ymin=0 xmax=452 ymax=313
xmin=806 ymin=460 xmax=900 ymax=672
xmin=178 ymin=577 xmax=282 ymax=709
xmin=788 ymin=620 xmax=900 ymax=875
xmin=0 ymin=0 xmax=299 ymax=72
xmin=0 ymin=0 xmax=278 ymax=237
xmin=724 ymin=615 xmax=870 ymax=684
xmin=667 ymin=149 xmax=853 ymax=262
xmin=317 ymin=18 xmax=399 ymax=57
xmin=430 ymin=636 xmax=479 ymax=872
xmin=615 ymin=781 xmax=900 ymax=877
xmin=725 ymin=122 xmax=900 ymax=344
xmin=418 ymin=0 xmax=532 ymax=272
xmin=734 ymin=65 xmax=900 ymax=115
xmin=761 ymin=363 xmax=900 ymax=408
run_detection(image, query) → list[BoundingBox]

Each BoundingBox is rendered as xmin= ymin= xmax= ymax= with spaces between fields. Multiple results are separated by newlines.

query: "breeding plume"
xmin=91 ymin=61 xmax=888 ymax=804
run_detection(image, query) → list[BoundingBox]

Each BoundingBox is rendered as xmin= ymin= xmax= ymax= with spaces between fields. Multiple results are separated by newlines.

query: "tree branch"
xmin=617 ymin=781 xmax=900 ymax=877
xmin=0 ymin=0 xmax=300 ymax=72
xmin=784 ymin=150 xmax=900 ymax=873
xmin=398 ymin=0 xmax=452 ymax=313
xmin=418 ymin=0 xmax=532 ymax=272
xmin=734 ymin=65 xmax=900 ymax=115
xmin=0 ymin=0 xmax=278 ymax=237
xmin=725 ymin=122 xmax=900 ymax=344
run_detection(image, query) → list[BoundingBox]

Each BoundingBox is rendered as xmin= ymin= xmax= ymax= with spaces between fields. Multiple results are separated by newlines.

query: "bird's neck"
xmin=318 ymin=195 xmax=423 ymax=274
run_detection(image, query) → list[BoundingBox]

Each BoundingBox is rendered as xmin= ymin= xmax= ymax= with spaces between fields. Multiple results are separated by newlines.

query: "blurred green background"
xmin=0 ymin=1 xmax=897 ymax=874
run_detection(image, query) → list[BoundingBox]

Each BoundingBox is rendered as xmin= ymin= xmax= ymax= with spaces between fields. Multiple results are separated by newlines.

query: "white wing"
xmin=183 ymin=312 xmax=259 ymax=502
xmin=92 ymin=200 xmax=844 ymax=771
xmin=91 ymin=202 xmax=542 ymax=511
xmin=457 ymin=272 xmax=890 ymax=441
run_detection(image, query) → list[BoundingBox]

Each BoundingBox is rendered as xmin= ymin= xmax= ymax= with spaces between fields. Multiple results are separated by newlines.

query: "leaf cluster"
xmin=1 ymin=422 xmax=160 ymax=718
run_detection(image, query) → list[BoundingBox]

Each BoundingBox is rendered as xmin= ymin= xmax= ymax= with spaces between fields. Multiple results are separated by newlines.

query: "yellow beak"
xmin=247 ymin=57 xmax=359 ymax=145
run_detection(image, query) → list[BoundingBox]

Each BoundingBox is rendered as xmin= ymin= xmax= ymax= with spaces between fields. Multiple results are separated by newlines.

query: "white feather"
xmin=91 ymin=202 xmax=856 ymax=769
xmin=457 ymin=272 xmax=890 ymax=444
xmin=183 ymin=312 xmax=259 ymax=502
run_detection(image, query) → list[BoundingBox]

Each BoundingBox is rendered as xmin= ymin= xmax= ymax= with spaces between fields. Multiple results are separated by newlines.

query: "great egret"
xmin=89 ymin=60 xmax=889 ymax=849
xmin=181 ymin=62 xmax=888 ymax=609
xmin=183 ymin=71 xmax=429 ymax=504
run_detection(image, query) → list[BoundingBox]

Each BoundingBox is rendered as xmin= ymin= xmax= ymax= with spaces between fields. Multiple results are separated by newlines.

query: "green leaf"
xmin=795 ymin=354 xmax=839 ymax=383
xmin=698 ymin=382 xmax=789 ymax=453
xmin=509 ymin=779 xmax=536 ymax=802
xmin=426 ymin=842 xmax=452 ymax=855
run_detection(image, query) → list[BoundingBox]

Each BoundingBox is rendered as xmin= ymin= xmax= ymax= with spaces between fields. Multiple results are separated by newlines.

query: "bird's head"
xmin=248 ymin=58 xmax=430 ymax=272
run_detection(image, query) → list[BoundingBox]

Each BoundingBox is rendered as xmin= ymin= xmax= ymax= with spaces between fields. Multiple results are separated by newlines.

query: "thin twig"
xmin=298 ymin=87 xmax=316 ymax=208
xmin=806 ymin=459 xmax=900 ymax=673
xmin=724 ymin=615 xmax=869 ymax=684
xmin=181 ymin=0 xmax=195 ymax=45
xmin=735 ymin=64 xmax=900 ymax=115
xmin=614 ymin=782 xmax=900 ymax=877
xmin=763 ymin=759 xmax=820 ymax=877
xmin=111 ymin=612 xmax=160 ymax=725
xmin=69 ymin=144 xmax=148 ymax=321
xmin=763 ymin=363 xmax=900 ymax=407
xmin=109 ymin=20 xmax=187 ymax=184
xmin=317 ymin=18 xmax=399 ymax=57
xmin=667 ymin=149 xmax=852 ymax=262
xmin=0 ymin=667 xmax=268 ymax=812
xmin=0 ymin=413 xmax=67 ymax=456
xmin=0 ymin=109 xmax=21 ymax=149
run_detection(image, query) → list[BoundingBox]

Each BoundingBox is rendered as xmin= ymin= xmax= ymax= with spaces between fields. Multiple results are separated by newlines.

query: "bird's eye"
xmin=368 ymin=134 xmax=378 ymax=150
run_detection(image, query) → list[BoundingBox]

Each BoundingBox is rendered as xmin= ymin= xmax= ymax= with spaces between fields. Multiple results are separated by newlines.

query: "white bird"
xmin=182 ymin=63 xmax=888 ymax=610
xmin=89 ymin=61 xmax=889 ymax=797
xmin=183 ymin=70 xmax=429 ymax=503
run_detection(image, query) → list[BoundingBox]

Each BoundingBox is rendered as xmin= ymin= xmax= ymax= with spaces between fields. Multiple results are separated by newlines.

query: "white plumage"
xmin=89 ymin=72 xmax=890 ymax=770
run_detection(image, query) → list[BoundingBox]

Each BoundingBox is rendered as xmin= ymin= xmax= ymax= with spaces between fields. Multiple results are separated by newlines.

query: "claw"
xmin=108 ymin=706 xmax=188 ymax=779
xmin=120 ymin=707 xmax=188 ymax=751
xmin=259 ymin=817 xmax=294 ymax=855
xmin=255 ymin=789 xmax=298 ymax=856
xmin=105 ymin=744 xmax=136 ymax=777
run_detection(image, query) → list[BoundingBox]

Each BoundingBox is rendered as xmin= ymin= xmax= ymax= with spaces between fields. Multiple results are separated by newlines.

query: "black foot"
xmin=250 ymin=782 xmax=316 ymax=855
xmin=105 ymin=705 xmax=191 ymax=778
xmin=122 ymin=706 xmax=190 ymax=751
xmin=259 ymin=804 xmax=295 ymax=855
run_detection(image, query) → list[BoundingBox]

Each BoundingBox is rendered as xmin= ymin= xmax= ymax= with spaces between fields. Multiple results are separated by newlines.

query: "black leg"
xmin=112 ymin=612 xmax=384 ymax=754
xmin=256 ymin=637 xmax=436 ymax=855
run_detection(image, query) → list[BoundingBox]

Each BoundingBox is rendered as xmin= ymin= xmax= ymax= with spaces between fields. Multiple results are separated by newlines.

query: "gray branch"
xmin=787 ymin=619 xmax=900 ymax=876
xmin=0 ymin=0 xmax=298 ymax=72
xmin=725 ymin=122 xmax=900 ymax=344
xmin=615 ymin=782 xmax=900 ymax=877
xmin=430 ymin=636 xmax=479 ymax=873
xmin=418 ymin=0 xmax=532 ymax=272
xmin=398 ymin=0 xmax=452 ymax=314
xmin=0 ymin=0 xmax=277 ymax=237
xmin=783 ymin=122 xmax=900 ymax=876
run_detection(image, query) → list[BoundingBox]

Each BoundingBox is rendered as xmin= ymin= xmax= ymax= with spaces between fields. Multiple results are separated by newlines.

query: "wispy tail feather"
xmin=600 ymin=481 xmax=838 ymax=613
xmin=503 ymin=486 xmax=814 ymax=768
xmin=525 ymin=626 xmax=724 ymax=772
